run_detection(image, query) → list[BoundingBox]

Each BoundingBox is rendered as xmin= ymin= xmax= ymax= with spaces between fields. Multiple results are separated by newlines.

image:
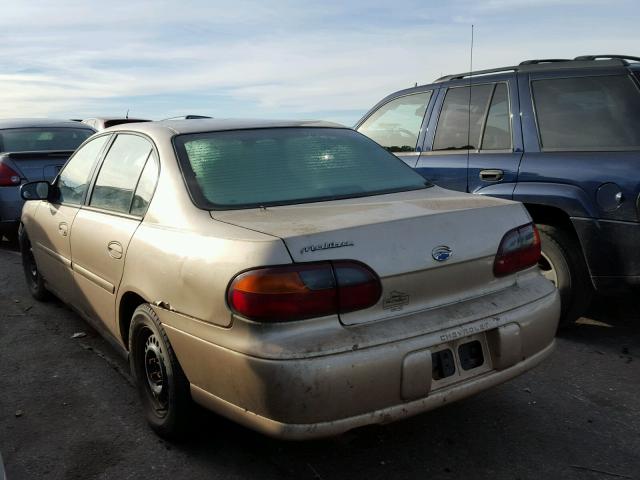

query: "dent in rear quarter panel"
xmin=118 ymin=214 xmax=292 ymax=330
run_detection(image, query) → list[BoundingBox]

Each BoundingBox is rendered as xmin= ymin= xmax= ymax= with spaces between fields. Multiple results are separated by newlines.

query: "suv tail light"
xmin=493 ymin=223 xmax=541 ymax=277
xmin=0 ymin=161 xmax=21 ymax=187
xmin=227 ymin=261 xmax=382 ymax=322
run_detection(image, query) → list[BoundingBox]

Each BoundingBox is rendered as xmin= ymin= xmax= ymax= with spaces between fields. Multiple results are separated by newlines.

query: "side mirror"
xmin=21 ymin=181 xmax=51 ymax=201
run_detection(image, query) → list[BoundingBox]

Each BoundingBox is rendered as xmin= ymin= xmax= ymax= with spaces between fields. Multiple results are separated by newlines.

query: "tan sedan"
xmin=19 ymin=119 xmax=560 ymax=439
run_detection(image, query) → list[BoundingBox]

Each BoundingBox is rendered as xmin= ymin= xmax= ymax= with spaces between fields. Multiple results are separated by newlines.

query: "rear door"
xmin=30 ymin=134 xmax=111 ymax=302
xmin=356 ymin=90 xmax=436 ymax=167
xmin=416 ymin=74 xmax=523 ymax=197
xmin=70 ymin=133 xmax=159 ymax=338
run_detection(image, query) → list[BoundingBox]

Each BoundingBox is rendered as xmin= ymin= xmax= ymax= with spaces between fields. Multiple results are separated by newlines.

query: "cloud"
xmin=0 ymin=0 xmax=638 ymax=123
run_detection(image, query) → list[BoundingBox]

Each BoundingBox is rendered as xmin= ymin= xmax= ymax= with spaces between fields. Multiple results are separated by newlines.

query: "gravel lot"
xmin=0 ymin=241 xmax=638 ymax=480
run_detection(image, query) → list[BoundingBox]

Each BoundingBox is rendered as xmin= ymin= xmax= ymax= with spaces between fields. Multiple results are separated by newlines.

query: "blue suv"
xmin=356 ymin=55 xmax=640 ymax=325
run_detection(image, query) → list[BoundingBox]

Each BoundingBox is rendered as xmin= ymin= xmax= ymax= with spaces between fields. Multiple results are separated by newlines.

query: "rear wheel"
xmin=537 ymin=224 xmax=592 ymax=326
xmin=129 ymin=304 xmax=192 ymax=439
xmin=19 ymin=231 xmax=50 ymax=301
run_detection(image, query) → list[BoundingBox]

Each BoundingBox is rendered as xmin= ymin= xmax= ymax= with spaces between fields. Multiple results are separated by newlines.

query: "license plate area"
xmin=430 ymin=333 xmax=492 ymax=390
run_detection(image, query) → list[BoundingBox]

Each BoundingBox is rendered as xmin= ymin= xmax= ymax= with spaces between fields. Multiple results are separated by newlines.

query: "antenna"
xmin=125 ymin=109 xmax=129 ymax=119
xmin=466 ymin=24 xmax=474 ymax=189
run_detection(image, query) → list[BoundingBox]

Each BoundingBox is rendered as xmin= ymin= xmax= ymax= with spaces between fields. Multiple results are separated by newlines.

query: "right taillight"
xmin=227 ymin=260 xmax=382 ymax=322
xmin=493 ymin=223 xmax=541 ymax=277
xmin=0 ymin=161 xmax=21 ymax=187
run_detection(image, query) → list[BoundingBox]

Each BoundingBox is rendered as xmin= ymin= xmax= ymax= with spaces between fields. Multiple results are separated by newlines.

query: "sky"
xmin=1 ymin=0 xmax=638 ymax=126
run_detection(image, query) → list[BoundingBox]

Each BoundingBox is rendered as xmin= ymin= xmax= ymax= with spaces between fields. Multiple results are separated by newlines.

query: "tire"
xmin=19 ymin=230 xmax=50 ymax=301
xmin=536 ymin=224 xmax=592 ymax=327
xmin=129 ymin=304 xmax=192 ymax=439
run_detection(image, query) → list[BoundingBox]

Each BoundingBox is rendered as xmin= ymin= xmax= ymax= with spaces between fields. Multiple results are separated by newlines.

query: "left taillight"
xmin=0 ymin=161 xmax=21 ymax=187
xmin=493 ymin=223 xmax=541 ymax=277
xmin=227 ymin=261 xmax=382 ymax=322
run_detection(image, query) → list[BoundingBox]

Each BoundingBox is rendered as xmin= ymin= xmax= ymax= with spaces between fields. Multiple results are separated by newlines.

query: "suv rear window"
xmin=532 ymin=75 xmax=640 ymax=150
xmin=174 ymin=128 xmax=428 ymax=210
xmin=0 ymin=128 xmax=93 ymax=153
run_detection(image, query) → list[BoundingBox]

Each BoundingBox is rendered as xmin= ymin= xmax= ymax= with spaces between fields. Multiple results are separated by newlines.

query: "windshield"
xmin=174 ymin=127 xmax=428 ymax=210
xmin=0 ymin=128 xmax=93 ymax=153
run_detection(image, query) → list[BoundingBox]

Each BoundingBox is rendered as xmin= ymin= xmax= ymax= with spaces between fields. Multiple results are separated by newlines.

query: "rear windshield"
xmin=174 ymin=127 xmax=428 ymax=209
xmin=0 ymin=128 xmax=93 ymax=153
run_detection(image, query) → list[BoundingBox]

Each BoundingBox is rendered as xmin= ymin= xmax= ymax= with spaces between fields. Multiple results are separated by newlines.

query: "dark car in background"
xmin=82 ymin=117 xmax=151 ymax=130
xmin=0 ymin=119 xmax=95 ymax=242
xmin=356 ymin=55 xmax=640 ymax=325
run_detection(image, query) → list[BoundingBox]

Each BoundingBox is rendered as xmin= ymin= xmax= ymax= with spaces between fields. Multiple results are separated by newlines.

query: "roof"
xmin=0 ymin=118 xmax=95 ymax=130
xmin=106 ymin=118 xmax=347 ymax=135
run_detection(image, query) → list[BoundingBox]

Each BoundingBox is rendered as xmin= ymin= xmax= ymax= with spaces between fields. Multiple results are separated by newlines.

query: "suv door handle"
xmin=479 ymin=169 xmax=504 ymax=182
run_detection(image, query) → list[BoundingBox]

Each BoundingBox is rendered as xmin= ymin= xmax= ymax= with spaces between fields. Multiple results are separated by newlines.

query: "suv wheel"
xmin=537 ymin=224 xmax=592 ymax=326
xmin=129 ymin=304 xmax=192 ymax=439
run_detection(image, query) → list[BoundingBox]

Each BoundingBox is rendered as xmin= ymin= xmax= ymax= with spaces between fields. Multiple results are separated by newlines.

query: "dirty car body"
xmin=19 ymin=119 xmax=560 ymax=439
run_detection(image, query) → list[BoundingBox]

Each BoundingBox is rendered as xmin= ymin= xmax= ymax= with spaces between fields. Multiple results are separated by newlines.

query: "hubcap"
xmin=142 ymin=332 xmax=168 ymax=412
xmin=538 ymin=252 xmax=558 ymax=286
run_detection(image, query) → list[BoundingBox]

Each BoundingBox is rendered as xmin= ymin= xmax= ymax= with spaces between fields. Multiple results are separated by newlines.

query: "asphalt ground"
xmin=0 ymin=240 xmax=638 ymax=480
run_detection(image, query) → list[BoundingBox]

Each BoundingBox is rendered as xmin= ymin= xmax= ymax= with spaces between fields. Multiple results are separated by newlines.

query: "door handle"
xmin=479 ymin=169 xmax=504 ymax=182
xmin=58 ymin=222 xmax=68 ymax=237
xmin=107 ymin=241 xmax=123 ymax=259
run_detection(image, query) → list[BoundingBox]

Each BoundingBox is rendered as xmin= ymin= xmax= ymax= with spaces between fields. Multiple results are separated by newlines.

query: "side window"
xmin=130 ymin=152 xmax=159 ymax=216
xmin=357 ymin=92 xmax=432 ymax=152
xmin=433 ymin=84 xmax=493 ymax=150
xmin=89 ymin=134 xmax=152 ymax=214
xmin=532 ymin=75 xmax=640 ymax=150
xmin=481 ymin=83 xmax=512 ymax=150
xmin=57 ymin=135 xmax=110 ymax=205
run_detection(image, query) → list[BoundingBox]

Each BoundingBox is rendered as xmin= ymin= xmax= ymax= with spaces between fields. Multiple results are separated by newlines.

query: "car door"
xmin=29 ymin=134 xmax=111 ymax=302
xmin=70 ymin=133 xmax=159 ymax=338
xmin=356 ymin=90 xmax=435 ymax=167
xmin=416 ymin=74 xmax=523 ymax=197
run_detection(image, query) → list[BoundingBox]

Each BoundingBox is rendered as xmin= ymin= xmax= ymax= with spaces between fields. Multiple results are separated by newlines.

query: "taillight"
xmin=0 ymin=161 xmax=21 ymax=187
xmin=227 ymin=261 xmax=382 ymax=322
xmin=493 ymin=223 xmax=541 ymax=277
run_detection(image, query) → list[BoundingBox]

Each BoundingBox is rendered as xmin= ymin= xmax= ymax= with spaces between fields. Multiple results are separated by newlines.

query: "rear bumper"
xmin=572 ymin=217 xmax=640 ymax=292
xmin=158 ymin=279 xmax=560 ymax=440
xmin=190 ymin=340 xmax=555 ymax=440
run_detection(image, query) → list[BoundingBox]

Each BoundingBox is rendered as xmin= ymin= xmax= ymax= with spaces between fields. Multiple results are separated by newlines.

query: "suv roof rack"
xmin=574 ymin=54 xmax=640 ymax=63
xmin=433 ymin=54 xmax=639 ymax=83
xmin=519 ymin=59 xmax=571 ymax=65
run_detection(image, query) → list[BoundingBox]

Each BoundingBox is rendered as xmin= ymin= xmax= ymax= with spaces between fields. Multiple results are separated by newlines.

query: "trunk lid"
xmin=213 ymin=187 xmax=532 ymax=325
xmin=2 ymin=151 xmax=73 ymax=182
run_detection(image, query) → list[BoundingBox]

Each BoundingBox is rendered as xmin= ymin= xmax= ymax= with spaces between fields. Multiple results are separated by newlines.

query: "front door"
xmin=70 ymin=133 xmax=157 ymax=338
xmin=30 ymin=135 xmax=111 ymax=302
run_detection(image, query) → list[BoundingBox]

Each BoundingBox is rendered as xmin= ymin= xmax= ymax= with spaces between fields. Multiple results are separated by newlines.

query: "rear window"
xmin=532 ymin=75 xmax=640 ymax=150
xmin=174 ymin=128 xmax=428 ymax=210
xmin=0 ymin=128 xmax=93 ymax=153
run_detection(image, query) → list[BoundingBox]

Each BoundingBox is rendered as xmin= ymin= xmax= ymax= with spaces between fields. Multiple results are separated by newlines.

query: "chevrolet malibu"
xmin=19 ymin=119 xmax=560 ymax=439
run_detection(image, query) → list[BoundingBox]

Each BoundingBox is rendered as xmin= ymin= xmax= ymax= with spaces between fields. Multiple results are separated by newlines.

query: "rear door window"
xmin=532 ymin=75 xmax=640 ymax=150
xmin=89 ymin=134 xmax=153 ymax=214
xmin=357 ymin=92 xmax=432 ymax=152
xmin=56 ymin=135 xmax=110 ymax=205
xmin=433 ymin=84 xmax=494 ymax=150
xmin=481 ymin=83 xmax=512 ymax=150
